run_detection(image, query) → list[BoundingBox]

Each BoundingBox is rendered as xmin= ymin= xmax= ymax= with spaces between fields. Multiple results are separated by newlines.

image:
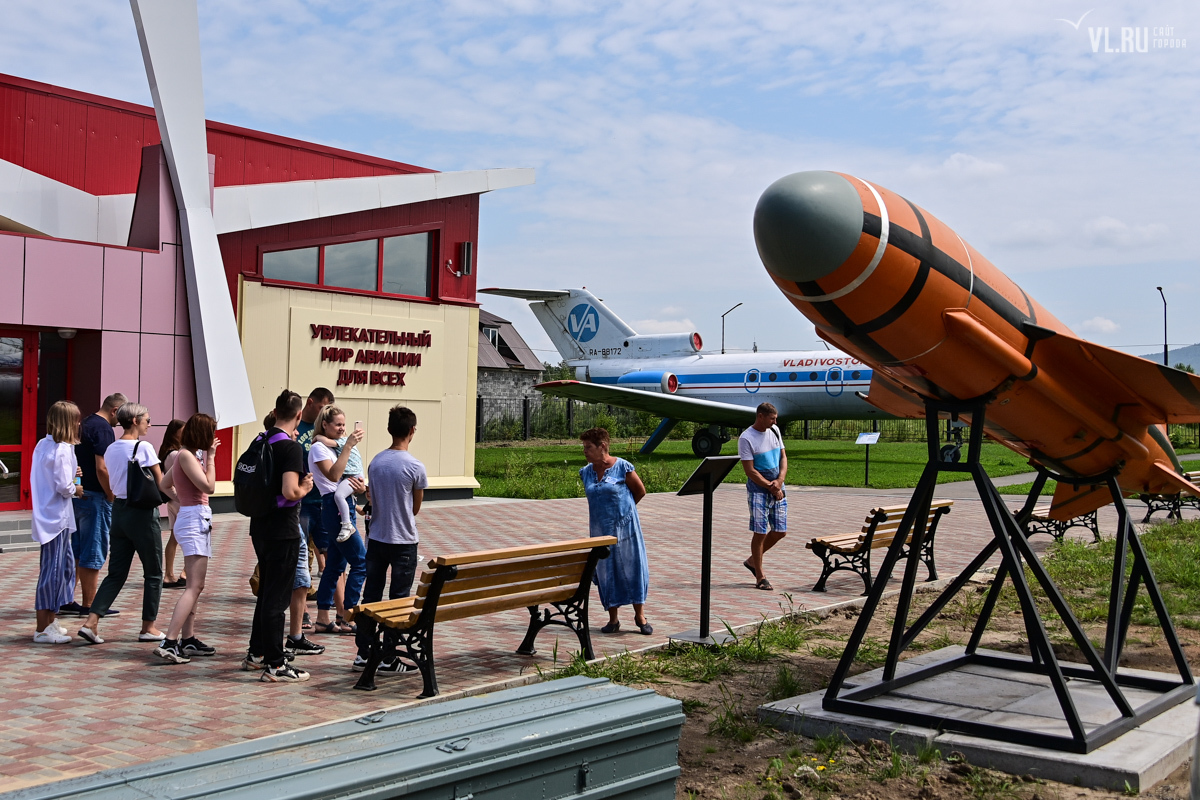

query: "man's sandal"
xmin=755 ymin=578 xmax=774 ymax=591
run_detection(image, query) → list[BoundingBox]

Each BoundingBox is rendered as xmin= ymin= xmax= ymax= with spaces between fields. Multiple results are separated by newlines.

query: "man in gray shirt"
xmin=353 ymin=406 xmax=429 ymax=675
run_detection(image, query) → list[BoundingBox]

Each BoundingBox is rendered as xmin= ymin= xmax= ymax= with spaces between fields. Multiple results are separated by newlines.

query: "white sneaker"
xmin=336 ymin=522 xmax=354 ymax=543
xmin=51 ymin=620 xmax=69 ymax=637
xmin=33 ymin=629 xmax=72 ymax=644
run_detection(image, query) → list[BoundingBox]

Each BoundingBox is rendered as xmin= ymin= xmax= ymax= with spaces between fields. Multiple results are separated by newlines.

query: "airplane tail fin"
xmin=479 ymin=287 xmax=702 ymax=361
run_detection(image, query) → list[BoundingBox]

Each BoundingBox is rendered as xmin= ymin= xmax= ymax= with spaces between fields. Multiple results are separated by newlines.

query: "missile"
xmin=752 ymin=171 xmax=1200 ymax=518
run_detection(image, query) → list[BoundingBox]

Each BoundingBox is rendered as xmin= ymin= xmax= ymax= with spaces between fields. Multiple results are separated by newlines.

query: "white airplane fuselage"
xmin=576 ymin=350 xmax=878 ymax=420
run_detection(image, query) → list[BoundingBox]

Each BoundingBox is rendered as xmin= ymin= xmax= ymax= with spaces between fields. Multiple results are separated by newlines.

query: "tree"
xmin=1173 ymin=362 xmax=1195 ymax=374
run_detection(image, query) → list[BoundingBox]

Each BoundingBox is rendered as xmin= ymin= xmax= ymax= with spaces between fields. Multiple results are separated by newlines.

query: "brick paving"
xmin=0 ymin=480 xmax=1182 ymax=791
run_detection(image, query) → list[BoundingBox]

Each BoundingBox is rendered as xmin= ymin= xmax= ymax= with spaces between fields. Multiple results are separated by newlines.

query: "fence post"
xmin=803 ymin=420 xmax=809 ymax=440
xmin=475 ymin=396 xmax=483 ymax=443
xmin=523 ymin=397 xmax=531 ymax=441
xmin=567 ymin=399 xmax=574 ymax=437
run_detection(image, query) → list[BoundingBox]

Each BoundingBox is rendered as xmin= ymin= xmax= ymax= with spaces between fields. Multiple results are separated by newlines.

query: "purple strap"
xmin=261 ymin=431 xmax=300 ymax=509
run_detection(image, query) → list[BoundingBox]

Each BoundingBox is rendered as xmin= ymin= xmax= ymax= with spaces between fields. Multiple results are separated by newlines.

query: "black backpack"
xmin=233 ymin=431 xmax=290 ymax=518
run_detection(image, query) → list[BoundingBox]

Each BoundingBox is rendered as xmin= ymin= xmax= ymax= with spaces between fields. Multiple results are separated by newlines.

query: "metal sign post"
xmin=669 ymin=455 xmax=742 ymax=646
xmin=856 ymin=431 xmax=880 ymax=486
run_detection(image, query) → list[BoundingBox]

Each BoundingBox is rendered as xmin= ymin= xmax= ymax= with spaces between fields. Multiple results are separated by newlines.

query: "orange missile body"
xmin=752 ymin=171 xmax=1200 ymax=518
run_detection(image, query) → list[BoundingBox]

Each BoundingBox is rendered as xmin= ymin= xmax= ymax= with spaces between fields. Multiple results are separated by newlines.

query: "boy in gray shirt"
xmin=353 ymin=406 xmax=429 ymax=674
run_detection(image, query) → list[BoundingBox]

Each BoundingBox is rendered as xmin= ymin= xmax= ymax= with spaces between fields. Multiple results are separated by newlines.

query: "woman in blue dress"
xmin=579 ymin=428 xmax=652 ymax=635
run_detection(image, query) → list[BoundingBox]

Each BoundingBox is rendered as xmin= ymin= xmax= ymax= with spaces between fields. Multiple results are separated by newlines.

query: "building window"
xmin=383 ymin=233 xmax=431 ymax=298
xmin=483 ymin=327 xmax=499 ymax=347
xmin=324 ymin=239 xmax=379 ymax=292
xmin=262 ymin=247 xmax=318 ymax=284
xmin=260 ymin=230 xmax=433 ymax=299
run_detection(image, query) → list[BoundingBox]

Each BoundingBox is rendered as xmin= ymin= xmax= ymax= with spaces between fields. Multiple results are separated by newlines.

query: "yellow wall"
xmin=235 ymin=280 xmax=479 ymax=490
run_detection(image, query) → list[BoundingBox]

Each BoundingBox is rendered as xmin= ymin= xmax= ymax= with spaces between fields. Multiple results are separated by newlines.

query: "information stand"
xmin=668 ymin=455 xmax=742 ymax=646
xmin=856 ymin=431 xmax=880 ymax=486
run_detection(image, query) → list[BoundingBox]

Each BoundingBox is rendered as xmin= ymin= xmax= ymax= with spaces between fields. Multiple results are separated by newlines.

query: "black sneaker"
xmin=377 ymin=658 xmax=419 ymax=676
xmin=285 ymin=636 xmax=325 ymax=656
xmin=79 ymin=606 xmax=121 ymax=617
xmin=181 ymin=637 xmax=216 ymax=657
xmin=260 ymin=663 xmax=310 ymax=683
xmin=59 ymin=601 xmax=85 ymax=616
xmin=154 ymin=640 xmax=190 ymax=664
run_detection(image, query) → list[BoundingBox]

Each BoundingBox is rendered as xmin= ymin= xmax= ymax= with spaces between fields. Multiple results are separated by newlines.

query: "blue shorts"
xmin=748 ymin=490 xmax=787 ymax=535
xmin=71 ymin=490 xmax=112 ymax=570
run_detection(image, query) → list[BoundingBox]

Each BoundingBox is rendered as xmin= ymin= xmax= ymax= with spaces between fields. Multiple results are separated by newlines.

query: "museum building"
xmin=0 ymin=72 xmax=533 ymax=510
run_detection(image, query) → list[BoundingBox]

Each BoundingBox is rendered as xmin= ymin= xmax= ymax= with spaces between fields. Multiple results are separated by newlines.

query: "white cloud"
xmin=630 ymin=318 xmax=698 ymax=334
xmin=1078 ymin=316 xmax=1120 ymax=334
xmin=1082 ymin=216 xmax=1169 ymax=249
xmin=908 ymin=153 xmax=1006 ymax=180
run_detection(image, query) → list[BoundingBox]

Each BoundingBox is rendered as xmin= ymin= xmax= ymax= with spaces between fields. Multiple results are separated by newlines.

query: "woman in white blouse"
xmin=31 ymin=401 xmax=84 ymax=644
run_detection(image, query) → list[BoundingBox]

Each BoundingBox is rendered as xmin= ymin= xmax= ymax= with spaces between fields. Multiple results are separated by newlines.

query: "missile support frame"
xmin=822 ymin=398 xmax=1195 ymax=754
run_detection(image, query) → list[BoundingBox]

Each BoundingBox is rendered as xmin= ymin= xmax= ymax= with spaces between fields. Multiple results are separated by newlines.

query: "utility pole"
xmin=1157 ymin=286 xmax=1168 ymax=366
xmin=721 ymin=302 xmax=742 ymax=354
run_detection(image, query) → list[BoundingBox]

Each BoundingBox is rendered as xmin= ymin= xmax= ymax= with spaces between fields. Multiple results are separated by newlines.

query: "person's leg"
xmin=164 ymin=532 xmax=180 ymax=583
xmin=336 ymin=504 xmax=367 ymax=609
xmin=166 ymin=555 xmax=207 ymax=641
xmin=73 ymin=491 xmax=108 ymax=609
xmin=248 ymin=534 xmax=270 ymax=658
xmin=746 ymin=491 xmax=769 ymax=580
xmin=288 ymin=535 xmax=311 ymax=639
xmin=334 ymin=480 xmax=354 ymax=527
xmin=259 ymin=538 xmax=301 ymax=668
xmin=633 ymin=603 xmax=647 ymax=627
xmin=381 ymin=543 xmax=418 ymax=663
xmin=83 ymin=501 xmax=136 ymax=633
xmin=354 ymin=539 xmax=390 ymax=658
xmin=35 ymin=533 xmax=72 ymax=634
xmin=314 ymin=540 xmax=346 ymax=626
xmin=130 ymin=506 xmax=165 ymax=634
xmin=757 ymin=497 xmax=788 ymax=575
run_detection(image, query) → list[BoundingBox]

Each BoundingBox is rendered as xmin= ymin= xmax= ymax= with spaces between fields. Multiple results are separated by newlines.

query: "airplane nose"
xmin=753 ymin=171 xmax=864 ymax=284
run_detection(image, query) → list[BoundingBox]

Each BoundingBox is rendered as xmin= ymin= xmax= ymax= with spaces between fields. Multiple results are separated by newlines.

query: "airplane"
xmin=478 ymin=287 xmax=888 ymax=456
xmin=751 ymin=170 xmax=1200 ymax=518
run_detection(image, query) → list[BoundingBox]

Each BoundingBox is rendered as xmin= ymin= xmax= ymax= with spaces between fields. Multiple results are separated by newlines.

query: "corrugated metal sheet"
xmin=84 ymin=105 xmax=145 ymax=195
xmin=23 ymin=92 xmax=87 ymax=188
xmin=0 ymin=86 xmax=24 ymax=165
xmin=1 ymin=677 xmax=683 ymax=800
xmin=479 ymin=330 xmax=510 ymax=368
xmin=479 ymin=309 xmax=510 ymax=326
xmin=496 ymin=321 xmax=545 ymax=371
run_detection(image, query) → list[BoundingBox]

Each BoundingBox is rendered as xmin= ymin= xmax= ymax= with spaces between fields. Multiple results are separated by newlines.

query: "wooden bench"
xmin=1022 ymin=504 xmax=1100 ymax=543
xmin=806 ymin=500 xmax=953 ymax=594
xmin=1136 ymin=470 xmax=1200 ymax=523
xmin=346 ymin=536 xmax=617 ymax=698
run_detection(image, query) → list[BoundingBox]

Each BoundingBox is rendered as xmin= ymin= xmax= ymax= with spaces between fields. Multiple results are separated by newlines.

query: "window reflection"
xmin=323 ymin=240 xmax=378 ymax=292
xmin=383 ymin=233 xmax=431 ymax=298
xmin=263 ymin=247 xmax=318 ymax=284
xmin=0 ymin=338 xmax=22 ymax=447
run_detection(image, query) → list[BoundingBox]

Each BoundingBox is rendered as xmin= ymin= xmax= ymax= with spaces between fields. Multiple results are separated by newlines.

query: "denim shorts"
xmin=294 ymin=533 xmax=312 ymax=591
xmin=71 ymin=490 xmax=112 ymax=570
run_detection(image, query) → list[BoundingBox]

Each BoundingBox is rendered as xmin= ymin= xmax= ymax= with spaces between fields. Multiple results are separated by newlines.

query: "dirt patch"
xmin=632 ymin=586 xmax=1198 ymax=799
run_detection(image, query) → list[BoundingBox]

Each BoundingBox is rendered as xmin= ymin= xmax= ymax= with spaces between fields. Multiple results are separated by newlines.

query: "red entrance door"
xmin=0 ymin=333 xmax=38 ymax=510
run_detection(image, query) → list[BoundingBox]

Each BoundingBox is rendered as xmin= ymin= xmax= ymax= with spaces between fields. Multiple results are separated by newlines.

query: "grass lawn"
xmin=475 ymin=439 xmax=1036 ymax=499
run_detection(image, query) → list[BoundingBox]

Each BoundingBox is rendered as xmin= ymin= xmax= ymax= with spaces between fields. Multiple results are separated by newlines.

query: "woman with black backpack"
xmin=78 ymin=402 xmax=167 ymax=645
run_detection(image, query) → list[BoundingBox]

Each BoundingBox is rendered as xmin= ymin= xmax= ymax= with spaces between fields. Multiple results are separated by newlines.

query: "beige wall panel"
xmin=463 ymin=307 xmax=479 ymax=478
xmin=402 ymin=400 xmax=442 ymax=476
xmin=440 ymin=392 xmax=466 ymax=476
xmin=406 ymin=303 xmax=445 ymax=323
xmin=369 ymin=297 xmax=413 ymax=319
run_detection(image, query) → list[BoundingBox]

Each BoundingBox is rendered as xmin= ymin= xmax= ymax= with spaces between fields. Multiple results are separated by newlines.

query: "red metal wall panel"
xmin=144 ymin=117 xmax=161 ymax=147
xmin=207 ymin=130 xmax=244 ymax=186
xmin=291 ymin=151 xmax=335 ymax=181
xmin=23 ymin=92 xmax=87 ymax=189
xmin=84 ymin=105 xmax=146 ymax=194
xmin=243 ymin=138 xmax=294 ymax=184
xmin=0 ymin=86 xmax=25 ymax=165
xmin=333 ymin=159 xmax=374 ymax=179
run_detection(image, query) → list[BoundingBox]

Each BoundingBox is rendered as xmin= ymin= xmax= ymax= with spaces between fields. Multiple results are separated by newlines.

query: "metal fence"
xmin=475 ymin=397 xmax=1200 ymax=449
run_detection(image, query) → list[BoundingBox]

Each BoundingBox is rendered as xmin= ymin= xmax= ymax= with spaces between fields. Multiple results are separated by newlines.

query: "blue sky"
xmin=3 ymin=1 xmax=1197 ymax=362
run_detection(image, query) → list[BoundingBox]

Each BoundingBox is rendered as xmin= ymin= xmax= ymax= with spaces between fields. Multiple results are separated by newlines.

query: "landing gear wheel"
xmin=939 ymin=444 xmax=961 ymax=463
xmin=692 ymin=430 xmax=722 ymax=457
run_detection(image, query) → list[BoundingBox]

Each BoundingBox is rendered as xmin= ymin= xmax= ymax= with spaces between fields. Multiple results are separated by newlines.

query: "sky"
xmin=3 ymin=1 xmax=1197 ymax=363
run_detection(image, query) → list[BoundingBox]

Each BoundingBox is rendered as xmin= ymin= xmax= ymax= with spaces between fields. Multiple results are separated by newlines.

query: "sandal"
xmin=312 ymin=620 xmax=338 ymax=634
xmin=599 ymin=621 xmax=620 ymax=634
xmin=755 ymin=578 xmax=774 ymax=591
xmin=302 ymin=612 xmax=313 ymax=631
xmin=742 ymin=561 xmax=758 ymax=579
xmin=335 ymin=617 xmax=357 ymax=634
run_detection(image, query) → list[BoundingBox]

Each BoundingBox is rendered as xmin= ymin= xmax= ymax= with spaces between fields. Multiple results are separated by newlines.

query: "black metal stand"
xmin=670 ymin=455 xmax=742 ymax=646
xmin=822 ymin=399 xmax=1194 ymax=754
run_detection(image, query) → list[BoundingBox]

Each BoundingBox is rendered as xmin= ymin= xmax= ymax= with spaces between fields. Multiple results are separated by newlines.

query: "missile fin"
xmin=863 ymin=371 xmax=927 ymax=419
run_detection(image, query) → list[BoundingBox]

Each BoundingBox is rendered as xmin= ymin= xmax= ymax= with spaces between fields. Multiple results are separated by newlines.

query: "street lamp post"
xmin=1157 ymin=286 xmax=1168 ymax=366
xmin=721 ymin=302 xmax=743 ymax=355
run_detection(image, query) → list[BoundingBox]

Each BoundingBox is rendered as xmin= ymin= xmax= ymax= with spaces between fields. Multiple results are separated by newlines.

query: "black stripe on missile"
xmin=1158 ymin=364 xmax=1200 ymax=408
xmin=862 ymin=212 xmax=1034 ymax=332
xmin=793 ymin=280 xmax=899 ymax=367
xmin=1054 ymin=434 xmax=1108 ymax=463
xmin=853 ymin=202 xmax=932 ymax=335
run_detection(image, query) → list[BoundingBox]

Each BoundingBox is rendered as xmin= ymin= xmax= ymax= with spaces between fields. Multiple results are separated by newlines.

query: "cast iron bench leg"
xmin=811 ymin=544 xmax=835 ymax=592
xmin=353 ymin=636 xmax=383 ymax=692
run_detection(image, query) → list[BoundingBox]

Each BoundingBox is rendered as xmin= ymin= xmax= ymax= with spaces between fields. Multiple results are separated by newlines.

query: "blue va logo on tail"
xmin=567 ymin=303 xmax=600 ymax=342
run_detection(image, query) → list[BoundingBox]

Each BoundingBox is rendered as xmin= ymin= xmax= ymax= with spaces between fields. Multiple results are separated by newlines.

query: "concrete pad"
xmin=758 ymin=647 xmax=1198 ymax=792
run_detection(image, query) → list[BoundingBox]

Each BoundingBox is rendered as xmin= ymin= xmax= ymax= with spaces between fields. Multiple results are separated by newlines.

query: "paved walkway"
xmin=0 ymin=480 xmax=1191 ymax=791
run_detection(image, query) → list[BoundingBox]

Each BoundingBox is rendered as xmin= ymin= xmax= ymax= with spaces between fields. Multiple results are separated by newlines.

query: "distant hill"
xmin=1138 ymin=343 xmax=1200 ymax=371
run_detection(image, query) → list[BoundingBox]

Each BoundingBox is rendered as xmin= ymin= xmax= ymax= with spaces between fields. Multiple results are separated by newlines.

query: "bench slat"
xmin=436 ymin=573 xmax=585 ymax=607
xmin=431 ymin=537 xmax=617 ymax=567
xmin=345 ymin=597 xmax=417 ymax=623
xmin=433 ymin=586 xmax=578 ymax=623
xmin=424 ymin=552 xmax=590 ymax=592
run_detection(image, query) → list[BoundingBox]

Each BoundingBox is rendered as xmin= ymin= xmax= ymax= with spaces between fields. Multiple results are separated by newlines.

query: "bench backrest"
xmin=863 ymin=500 xmax=953 ymax=542
xmin=367 ymin=537 xmax=618 ymax=628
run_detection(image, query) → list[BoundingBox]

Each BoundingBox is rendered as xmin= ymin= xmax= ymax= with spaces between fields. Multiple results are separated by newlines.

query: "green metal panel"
xmin=2 ymin=677 xmax=683 ymax=800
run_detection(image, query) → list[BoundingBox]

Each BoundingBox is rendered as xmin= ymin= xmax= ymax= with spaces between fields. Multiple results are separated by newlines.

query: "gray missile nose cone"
xmin=754 ymin=171 xmax=864 ymax=285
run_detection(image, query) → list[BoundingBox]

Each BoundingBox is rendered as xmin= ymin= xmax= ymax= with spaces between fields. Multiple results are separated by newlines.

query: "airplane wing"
xmin=535 ymin=381 xmax=758 ymax=426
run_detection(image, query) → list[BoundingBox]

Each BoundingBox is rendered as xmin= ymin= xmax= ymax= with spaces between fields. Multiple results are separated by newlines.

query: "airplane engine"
xmin=615 ymin=371 xmax=679 ymax=394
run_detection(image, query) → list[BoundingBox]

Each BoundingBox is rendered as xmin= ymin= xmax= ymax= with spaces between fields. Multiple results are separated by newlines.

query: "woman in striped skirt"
xmin=31 ymin=401 xmax=84 ymax=644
